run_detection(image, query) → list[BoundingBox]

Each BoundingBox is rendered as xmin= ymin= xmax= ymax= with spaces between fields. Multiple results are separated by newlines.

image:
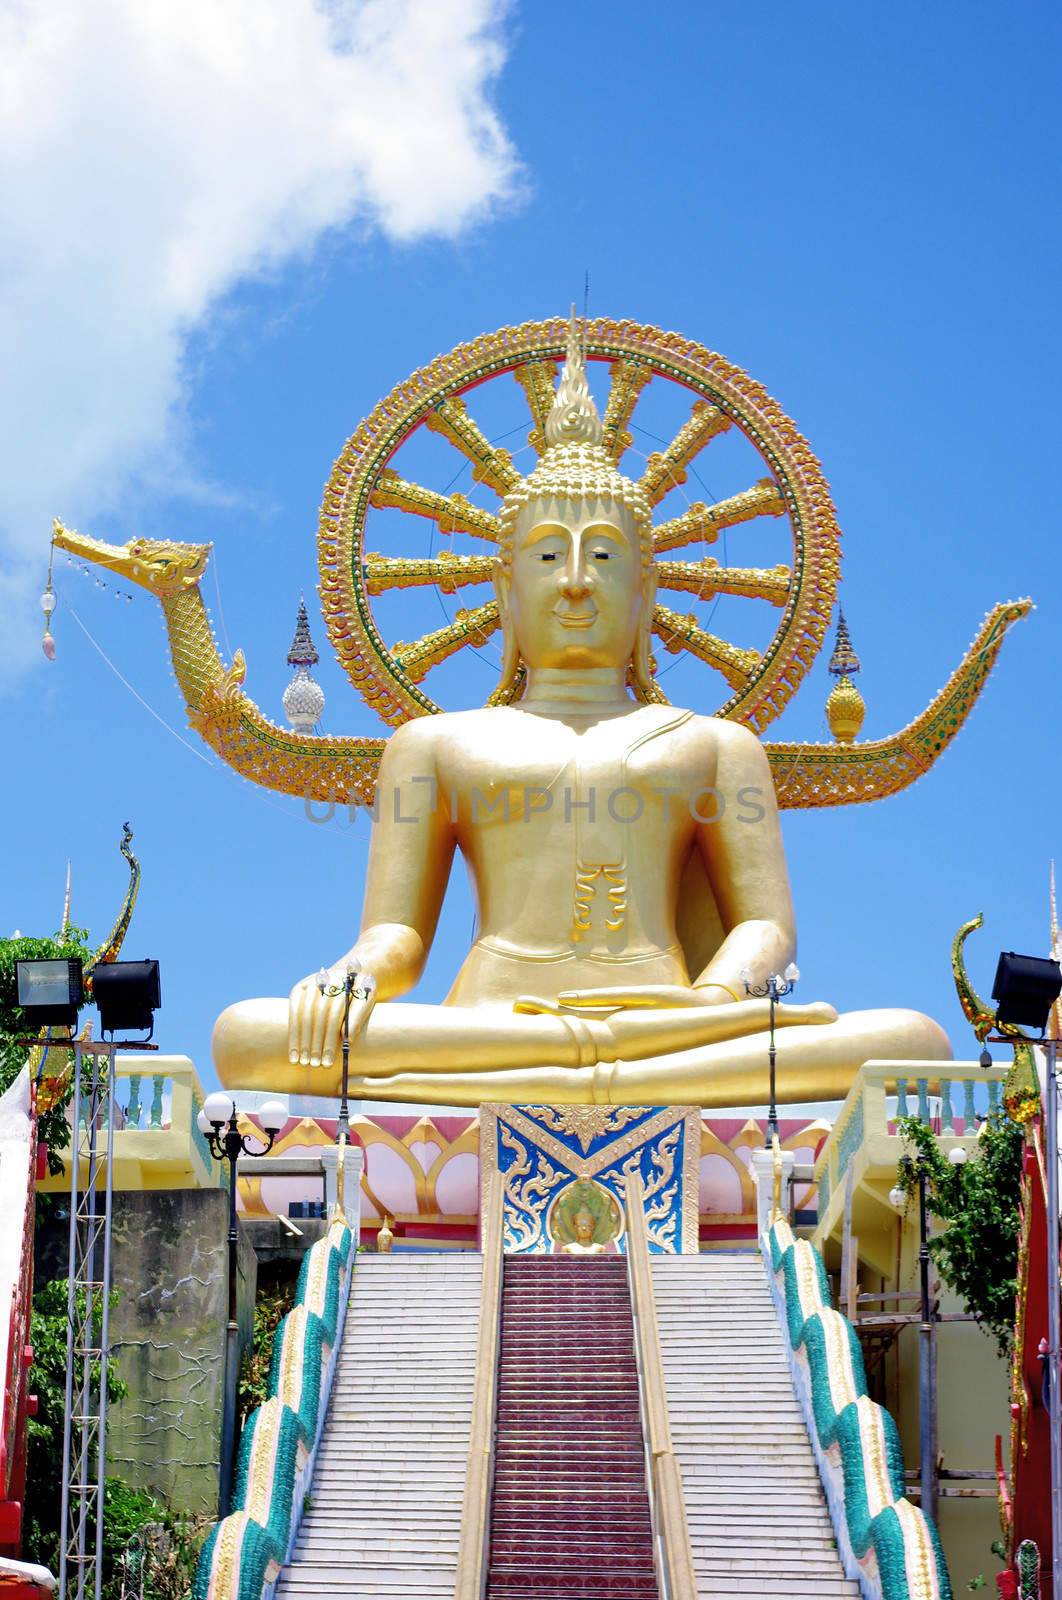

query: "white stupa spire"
xmin=282 ymin=596 xmax=325 ymax=733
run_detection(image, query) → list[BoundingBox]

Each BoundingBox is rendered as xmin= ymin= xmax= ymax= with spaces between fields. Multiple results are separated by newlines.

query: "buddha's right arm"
xmin=343 ymin=719 xmax=457 ymax=999
xmin=288 ymin=722 xmax=457 ymax=1065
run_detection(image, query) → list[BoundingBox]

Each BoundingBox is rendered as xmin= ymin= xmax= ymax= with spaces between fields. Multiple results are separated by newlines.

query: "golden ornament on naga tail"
xmin=826 ymin=675 xmax=866 ymax=744
xmin=825 ymin=609 xmax=865 ymax=744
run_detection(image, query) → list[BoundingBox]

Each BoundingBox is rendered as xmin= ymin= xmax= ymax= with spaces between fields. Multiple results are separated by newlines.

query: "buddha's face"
xmin=499 ymin=496 xmax=647 ymax=673
xmin=573 ymin=1209 xmax=595 ymax=1243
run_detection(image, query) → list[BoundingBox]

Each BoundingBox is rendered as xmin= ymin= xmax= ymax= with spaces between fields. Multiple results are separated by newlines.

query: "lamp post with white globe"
xmin=197 ymin=1092 xmax=287 ymax=1516
xmin=743 ymin=962 xmax=800 ymax=1146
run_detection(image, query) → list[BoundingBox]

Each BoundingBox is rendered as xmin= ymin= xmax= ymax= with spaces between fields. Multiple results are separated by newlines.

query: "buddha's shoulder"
xmin=382 ymin=706 xmax=501 ymax=757
xmin=662 ymin=707 xmax=770 ymax=764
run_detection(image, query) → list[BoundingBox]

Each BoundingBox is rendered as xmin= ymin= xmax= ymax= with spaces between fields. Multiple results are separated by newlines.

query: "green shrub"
xmin=239 ymin=1276 xmax=297 ymax=1422
xmin=896 ymin=1110 xmax=1024 ymax=1356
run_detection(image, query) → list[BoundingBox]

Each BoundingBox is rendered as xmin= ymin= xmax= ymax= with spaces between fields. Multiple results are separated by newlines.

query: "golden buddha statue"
xmin=212 ymin=316 xmax=951 ymax=1108
xmin=562 ymin=1210 xmax=607 ymax=1256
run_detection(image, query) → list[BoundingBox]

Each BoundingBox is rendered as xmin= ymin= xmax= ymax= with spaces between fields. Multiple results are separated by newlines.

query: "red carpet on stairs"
xmin=486 ymin=1255 xmax=659 ymax=1599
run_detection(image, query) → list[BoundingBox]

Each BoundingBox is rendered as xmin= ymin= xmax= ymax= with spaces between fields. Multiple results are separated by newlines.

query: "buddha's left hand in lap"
xmin=513 ymin=984 xmax=838 ymax=1027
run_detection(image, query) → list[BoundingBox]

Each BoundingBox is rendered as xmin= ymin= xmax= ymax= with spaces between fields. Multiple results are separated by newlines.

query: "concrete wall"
xmin=106 ymin=1189 xmax=257 ymax=1514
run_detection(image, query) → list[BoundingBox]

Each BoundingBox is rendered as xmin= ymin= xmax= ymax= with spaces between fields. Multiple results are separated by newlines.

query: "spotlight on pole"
xmin=92 ymin=959 xmax=162 ymax=1040
xmin=991 ymin=951 xmax=1062 ymax=1034
xmin=15 ymin=957 xmax=83 ymax=1029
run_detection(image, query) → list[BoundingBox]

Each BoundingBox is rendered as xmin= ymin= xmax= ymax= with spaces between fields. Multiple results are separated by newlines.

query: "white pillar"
xmin=750 ymin=1146 xmax=796 ymax=1241
xmin=319 ymin=1144 xmax=363 ymax=1237
xmin=342 ymin=1145 xmax=364 ymax=1242
xmin=319 ymin=1145 xmax=339 ymax=1215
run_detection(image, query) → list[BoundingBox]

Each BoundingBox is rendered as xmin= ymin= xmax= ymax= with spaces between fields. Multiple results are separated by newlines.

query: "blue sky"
xmin=2 ymin=1 xmax=1060 ymax=1100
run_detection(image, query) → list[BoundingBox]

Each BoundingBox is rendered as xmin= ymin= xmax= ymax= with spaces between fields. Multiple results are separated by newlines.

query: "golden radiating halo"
xmin=318 ymin=316 xmax=840 ymax=736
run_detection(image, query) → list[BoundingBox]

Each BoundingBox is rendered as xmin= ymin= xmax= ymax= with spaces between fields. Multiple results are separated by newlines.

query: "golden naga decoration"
xmin=950 ymin=913 xmax=1040 ymax=1124
xmin=51 ymin=315 xmax=1028 ymax=812
xmin=35 ymin=823 xmax=142 ymax=1113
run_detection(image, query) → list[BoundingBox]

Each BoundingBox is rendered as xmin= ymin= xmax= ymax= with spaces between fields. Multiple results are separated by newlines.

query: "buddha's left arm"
xmin=692 ymin=719 xmax=796 ymax=996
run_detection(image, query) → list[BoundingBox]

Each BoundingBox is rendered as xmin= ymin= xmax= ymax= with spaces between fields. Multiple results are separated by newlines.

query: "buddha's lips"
xmin=554 ymin=607 xmax=598 ymax=628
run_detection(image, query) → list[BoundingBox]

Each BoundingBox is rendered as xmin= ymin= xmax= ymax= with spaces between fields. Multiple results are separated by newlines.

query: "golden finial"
xmin=825 ymin=608 xmax=865 ymax=744
xmin=377 ymin=1215 xmax=394 ymax=1253
xmin=544 ymin=305 xmax=603 ymax=449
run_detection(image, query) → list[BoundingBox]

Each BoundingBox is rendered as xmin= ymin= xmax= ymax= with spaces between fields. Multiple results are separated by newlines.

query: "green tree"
xmin=238 ymin=1276 xmax=297 ymax=1423
xmin=896 ymin=1110 xmax=1024 ymax=1357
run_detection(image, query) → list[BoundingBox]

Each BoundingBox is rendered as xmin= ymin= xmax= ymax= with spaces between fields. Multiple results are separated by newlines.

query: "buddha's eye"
xmin=538 ymin=551 xmax=559 ymax=562
xmin=591 ymin=550 xmax=611 ymax=561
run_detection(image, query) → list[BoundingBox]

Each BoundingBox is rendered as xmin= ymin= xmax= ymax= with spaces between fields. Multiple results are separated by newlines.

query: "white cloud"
xmin=0 ymin=0 xmax=520 ymax=678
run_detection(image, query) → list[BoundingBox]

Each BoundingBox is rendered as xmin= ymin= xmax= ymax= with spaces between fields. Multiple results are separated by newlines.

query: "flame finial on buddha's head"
xmin=544 ymin=307 xmax=604 ymax=448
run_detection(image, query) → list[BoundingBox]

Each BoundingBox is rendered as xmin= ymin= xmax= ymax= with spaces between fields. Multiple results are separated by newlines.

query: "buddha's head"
xmin=573 ymin=1207 xmax=596 ymax=1245
xmin=493 ymin=314 xmax=657 ymax=698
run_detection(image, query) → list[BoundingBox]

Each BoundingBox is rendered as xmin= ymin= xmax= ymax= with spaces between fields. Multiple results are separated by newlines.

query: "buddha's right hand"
xmin=287 ymin=965 xmax=377 ymax=1069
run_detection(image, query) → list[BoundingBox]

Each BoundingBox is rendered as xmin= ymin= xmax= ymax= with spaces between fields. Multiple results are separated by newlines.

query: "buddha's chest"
xmin=439 ymin=709 xmax=704 ymax=857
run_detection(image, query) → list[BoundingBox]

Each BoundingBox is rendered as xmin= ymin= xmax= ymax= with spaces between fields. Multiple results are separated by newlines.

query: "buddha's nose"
xmin=558 ymin=549 xmax=594 ymax=598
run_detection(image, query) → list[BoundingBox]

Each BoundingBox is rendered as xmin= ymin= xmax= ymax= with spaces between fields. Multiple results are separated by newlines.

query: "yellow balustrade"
xmin=810 ymin=1059 xmax=1007 ymax=1271
xmin=455 ymin=1175 xmax=503 ymax=1600
xmin=38 ymin=1053 xmax=219 ymax=1193
xmin=626 ymin=1170 xmax=697 ymax=1600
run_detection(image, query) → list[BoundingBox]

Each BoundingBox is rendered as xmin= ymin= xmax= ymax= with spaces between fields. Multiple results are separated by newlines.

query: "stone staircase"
xmin=275 ymin=1252 xmax=482 ymax=1599
xmin=486 ymin=1255 xmax=658 ymax=1599
xmin=652 ymin=1252 xmax=860 ymax=1599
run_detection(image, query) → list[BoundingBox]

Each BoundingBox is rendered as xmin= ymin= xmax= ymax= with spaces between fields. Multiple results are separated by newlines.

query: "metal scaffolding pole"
xmin=57 ymin=1039 xmax=117 ymax=1600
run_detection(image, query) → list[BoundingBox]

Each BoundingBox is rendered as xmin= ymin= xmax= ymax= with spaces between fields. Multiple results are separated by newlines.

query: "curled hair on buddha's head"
xmin=491 ymin=310 xmax=662 ymax=706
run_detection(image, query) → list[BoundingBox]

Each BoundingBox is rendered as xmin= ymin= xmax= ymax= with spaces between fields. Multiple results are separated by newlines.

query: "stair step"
xmin=485 ymin=1255 xmax=655 ymax=1599
xmin=276 ymin=1256 xmax=482 ymax=1600
xmin=652 ymin=1253 xmax=851 ymax=1596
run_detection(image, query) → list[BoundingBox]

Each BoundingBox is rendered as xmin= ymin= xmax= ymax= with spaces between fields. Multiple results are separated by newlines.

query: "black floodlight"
xmin=15 ymin=957 xmax=83 ymax=1029
xmin=92 ymin=959 xmax=162 ymax=1039
xmin=992 ymin=951 xmax=1062 ymax=1034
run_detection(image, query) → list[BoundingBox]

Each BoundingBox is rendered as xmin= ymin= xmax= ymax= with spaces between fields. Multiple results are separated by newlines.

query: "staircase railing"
xmin=625 ymin=1171 xmax=697 ymax=1600
xmin=192 ymin=1212 xmax=356 ymax=1600
xmin=455 ymin=1173 xmax=503 ymax=1600
xmin=763 ymin=1205 xmax=954 ymax=1600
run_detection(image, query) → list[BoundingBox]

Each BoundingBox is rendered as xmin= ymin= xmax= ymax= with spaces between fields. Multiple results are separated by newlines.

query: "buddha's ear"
xmin=631 ymin=563 xmax=659 ymax=700
xmin=492 ymin=557 xmax=521 ymax=701
xmin=492 ymin=555 xmax=509 ymax=619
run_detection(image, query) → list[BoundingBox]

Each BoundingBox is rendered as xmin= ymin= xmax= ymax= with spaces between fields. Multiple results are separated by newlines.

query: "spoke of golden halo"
xmin=655 ymin=557 xmax=790 ymax=607
xmin=601 ymin=359 xmax=652 ymax=462
xmin=393 ymin=601 xmax=501 ymax=683
xmin=639 ymin=400 xmax=732 ymax=506
xmin=370 ymin=468 xmax=500 ymax=543
xmin=365 ymin=551 xmax=495 ymax=596
xmin=514 ymin=360 xmax=558 ymax=456
xmin=652 ymin=603 xmax=761 ymax=690
xmin=424 ymin=396 xmax=521 ymax=495
xmin=652 ymin=478 xmax=785 ymax=552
